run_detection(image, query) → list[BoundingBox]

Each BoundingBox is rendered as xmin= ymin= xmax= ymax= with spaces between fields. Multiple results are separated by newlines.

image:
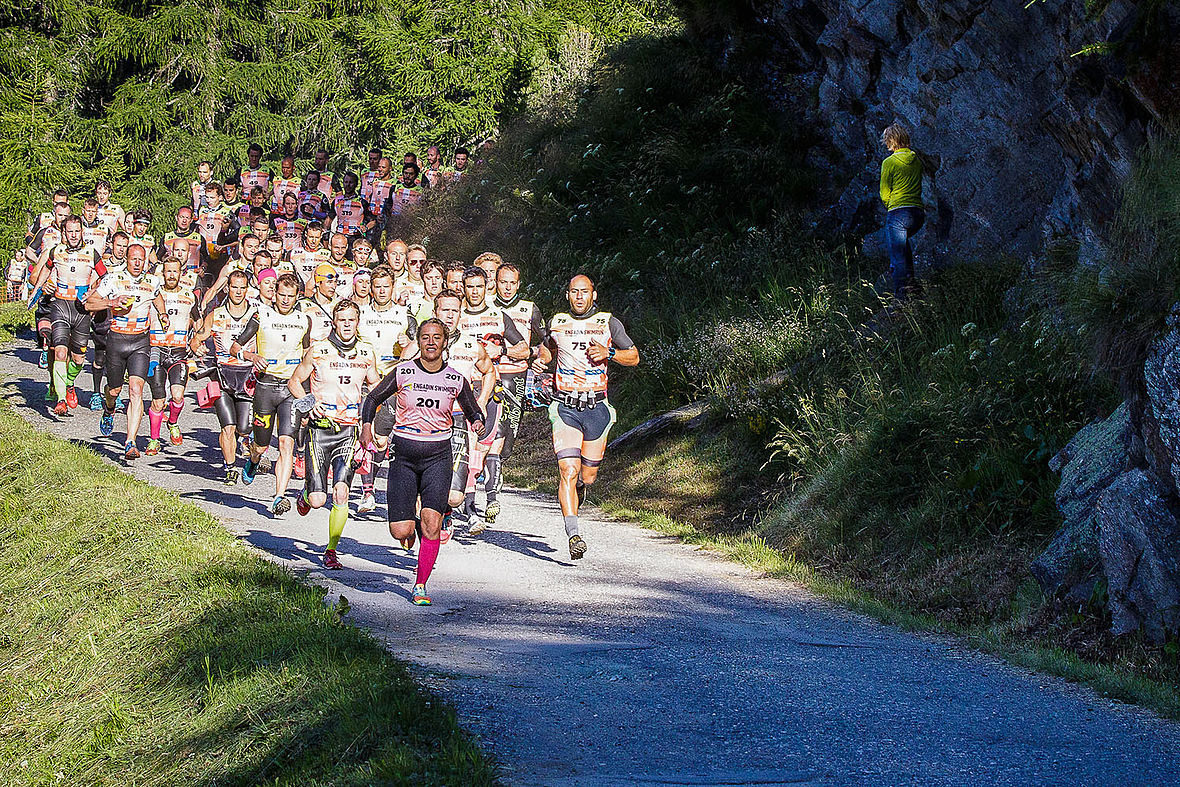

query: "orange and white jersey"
xmin=420 ymin=166 xmax=445 ymax=189
xmin=96 ymin=270 xmax=162 ymax=335
xmin=210 ymin=303 xmax=257 ymax=367
xmin=333 ymin=263 xmax=357 ymax=300
xmin=252 ymin=304 xmax=311 ymax=380
xmin=299 ymin=297 xmax=336 ymax=342
xmin=359 ymin=303 xmax=408 ymax=375
xmin=290 ymin=245 xmax=331 ymax=284
xmin=198 ymin=205 xmax=234 ymax=243
xmin=128 ymin=233 xmax=155 ymax=258
xmin=161 ymin=230 xmax=204 ymax=273
xmin=270 ymin=177 xmax=301 ymax=211
xmin=360 ymin=171 xmax=378 ymax=203
xmin=446 ymin=331 xmax=485 ymax=404
xmin=389 ymin=185 xmax=423 ymax=215
xmin=240 ymin=169 xmax=271 ymax=194
xmin=47 ymin=244 xmax=104 ymax=301
xmin=366 ymin=178 xmax=396 ymax=217
xmin=548 ymin=310 xmax=632 ymax=395
xmin=81 ymin=221 xmax=110 ymax=256
xmin=272 ymin=216 xmax=303 ymax=253
xmin=313 ymin=170 xmax=334 ymax=198
xmin=458 ymin=304 xmax=508 ymax=342
xmin=95 ymin=202 xmax=124 ymax=234
xmin=150 ymin=287 xmax=198 ymax=348
xmin=498 ymin=299 xmax=542 ymax=375
xmin=308 ymin=338 xmax=375 ymax=426
xmin=231 ymin=203 xmax=253 ymax=232
xmin=331 ymin=196 xmax=367 ymax=236
xmin=191 ymin=180 xmax=211 ymax=210
xmin=100 ymin=250 xmax=127 ymax=277
xmin=392 ymin=275 xmax=424 ymax=305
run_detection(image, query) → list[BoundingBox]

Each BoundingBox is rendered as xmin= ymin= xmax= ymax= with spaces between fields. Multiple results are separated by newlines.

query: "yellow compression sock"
xmin=328 ymin=504 xmax=348 ymax=550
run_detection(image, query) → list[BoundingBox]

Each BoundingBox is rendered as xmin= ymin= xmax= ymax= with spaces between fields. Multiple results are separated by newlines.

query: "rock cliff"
xmin=744 ymin=0 xmax=1176 ymax=265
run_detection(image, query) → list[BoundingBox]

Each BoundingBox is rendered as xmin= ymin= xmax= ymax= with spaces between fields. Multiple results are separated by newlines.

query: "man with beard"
xmin=533 ymin=274 xmax=639 ymax=560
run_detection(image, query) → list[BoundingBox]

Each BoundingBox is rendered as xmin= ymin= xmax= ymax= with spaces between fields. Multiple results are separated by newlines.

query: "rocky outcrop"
xmin=1031 ymin=402 xmax=1134 ymax=595
xmin=1095 ymin=469 xmax=1180 ymax=639
xmin=1038 ymin=317 xmax=1180 ymax=641
xmin=749 ymin=0 xmax=1178 ymax=264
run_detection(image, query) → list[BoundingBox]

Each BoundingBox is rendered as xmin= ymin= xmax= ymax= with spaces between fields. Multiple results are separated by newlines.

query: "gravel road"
xmin=4 ymin=336 xmax=1180 ymax=786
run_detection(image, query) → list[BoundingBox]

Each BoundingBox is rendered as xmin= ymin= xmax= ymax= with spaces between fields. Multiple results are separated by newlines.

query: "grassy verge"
xmin=0 ymin=302 xmax=32 ymax=343
xmin=506 ymin=414 xmax=1180 ymax=720
xmin=0 ymin=379 xmax=497 ymax=784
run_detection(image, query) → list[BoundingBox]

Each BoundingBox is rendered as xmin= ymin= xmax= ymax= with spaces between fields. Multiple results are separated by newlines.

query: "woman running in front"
xmin=360 ymin=318 xmax=485 ymax=606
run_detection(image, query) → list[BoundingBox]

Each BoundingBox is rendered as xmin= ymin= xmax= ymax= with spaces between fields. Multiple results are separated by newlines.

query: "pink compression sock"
xmin=148 ymin=407 xmax=164 ymax=440
xmin=168 ymin=399 xmax=185 ymax=424
xmin=416 ymin=538 xmax=440 ymax=586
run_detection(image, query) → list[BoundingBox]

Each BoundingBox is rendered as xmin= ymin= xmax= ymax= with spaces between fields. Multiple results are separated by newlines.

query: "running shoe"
xmin=44 ymin=387 xmax=54 ymax=402
xmin=485 ymin=500 xmax=501 ymax=524
xmin=293 ymin=454 xmax=305 ymax=479
xmin=223 ymin=468 xmax=239 ymax=486
xmin=576 ymin=480 xmax=587 ymax=507
xmin=39 ymin=349 xmax=48 ymax=369
xmin=257 ymin=454 xmax=273 ymax=475
xmin=116 ymin=397 xmax=126 ymax=412
xmin=357 ymin=493 xmax=377 ymax=515
xmin=241 ymin=458 xmax=258 ymax=485
xmin=99 ymin=412 xmax=114 ymax=436
xmin=88 ymin=393 xmax=103 ymax=411
xmin=411 ymin=583 xmax=432 ymax=606
xmin=323 ymin=549 xmax=344 ymax=570
xmin=52 ymin=400 xmax=69 ymax=417
xmin=296 ymin=490 xmax=310 ymax=516
xmin=439 ymin=511 xmax=453 ymax=545
xmin=124 ymin=442 xmax=140 ymax=461
xmin=271 ymin=496 xmax=291 ymax=517
xmin=568 ymin=535 xmax=587 ymax=560
xmin=468 ymin=516 xmax=488 ymax=537
xmin=144 ymin=439 xmax=161 ymax=456
xmin=65 ymin=386 xmax=78 ymax=409
xmin=167 ymin=422 xmax=183 ymax=446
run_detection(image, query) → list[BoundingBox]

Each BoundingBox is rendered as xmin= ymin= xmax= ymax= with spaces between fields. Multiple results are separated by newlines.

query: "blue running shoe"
xmin=88 ymin=393 xmax=103 ymax=411
xmin=99 ymin=412 xmax=114 ymax=437
xmin=241 ymin=458 xmax=257 ymax=485
xmin=38 ymin=349 xmax=48 ymax=369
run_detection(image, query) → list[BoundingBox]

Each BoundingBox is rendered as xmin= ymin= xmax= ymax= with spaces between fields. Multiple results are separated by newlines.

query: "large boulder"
xmin=1095 ymin=468 xmax=1180 ymax=641
xmin=1031 ymin=402 xmax=1134 ymax=594
xmin=1143 ymin=308 xmax=1180 ymax=491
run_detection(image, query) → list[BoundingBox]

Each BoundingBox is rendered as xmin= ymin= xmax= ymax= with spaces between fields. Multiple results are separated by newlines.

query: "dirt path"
xmin=4 ymin=336 xmax=1180 ymax=786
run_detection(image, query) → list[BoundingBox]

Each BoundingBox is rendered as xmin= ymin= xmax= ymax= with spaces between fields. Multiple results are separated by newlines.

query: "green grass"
xmin=0 ymin=402 xmax=499 ymax=786
xmin=0 ymin=302 xmax=33 ymax=344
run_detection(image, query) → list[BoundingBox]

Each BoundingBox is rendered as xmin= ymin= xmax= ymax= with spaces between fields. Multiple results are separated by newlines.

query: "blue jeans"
xmin=885 ymin=207 xmax=925 ymax=296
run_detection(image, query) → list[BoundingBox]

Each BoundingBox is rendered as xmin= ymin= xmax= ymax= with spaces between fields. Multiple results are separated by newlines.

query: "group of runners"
xmin=9 ymin=145 xmax=638 ymax=606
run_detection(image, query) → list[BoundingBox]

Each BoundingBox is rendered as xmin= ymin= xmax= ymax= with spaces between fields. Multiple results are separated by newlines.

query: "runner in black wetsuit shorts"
xmin=189 ymin=269 xmax=257 ymax=484
xmin=361 ymin=318 xmax=485 ymax=606
xmin=287 ymin=299 xmax=380 ymax=571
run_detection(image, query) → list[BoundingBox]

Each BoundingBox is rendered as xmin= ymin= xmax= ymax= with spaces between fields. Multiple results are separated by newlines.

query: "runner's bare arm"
xmin=475 ymin=345 xmax=496 ymax=407
xmin=188 ymin=312 xmax=215 ymax=354
xmin=153 ymin=293 xmax=170 ymax=330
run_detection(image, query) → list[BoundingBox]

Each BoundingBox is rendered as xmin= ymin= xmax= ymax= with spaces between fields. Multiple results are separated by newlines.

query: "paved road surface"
xmin=4 ymin=337 xmax=1180 ymax=786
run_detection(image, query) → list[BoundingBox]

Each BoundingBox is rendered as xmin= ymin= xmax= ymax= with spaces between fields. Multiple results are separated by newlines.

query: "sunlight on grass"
xmin=0 ymin=405 xmax=499 ymax=786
